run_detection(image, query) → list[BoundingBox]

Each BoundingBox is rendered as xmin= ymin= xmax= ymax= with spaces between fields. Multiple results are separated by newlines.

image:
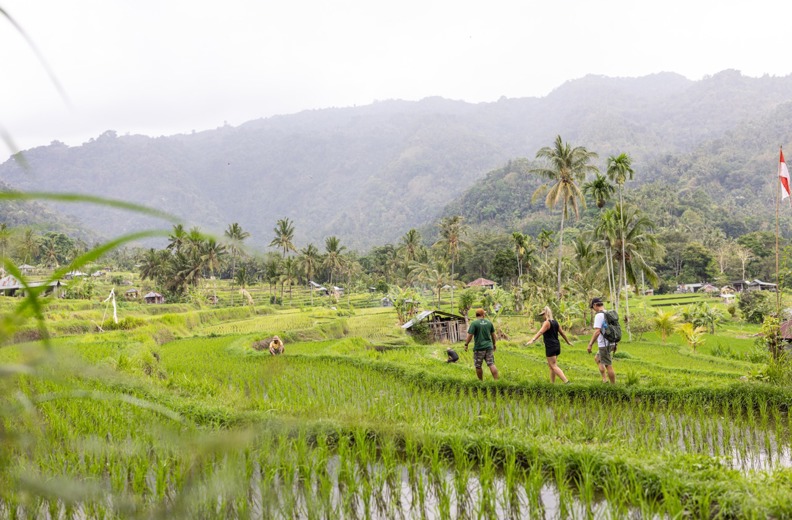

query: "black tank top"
xmin=544 ymin=320 xmax=560 ymax=350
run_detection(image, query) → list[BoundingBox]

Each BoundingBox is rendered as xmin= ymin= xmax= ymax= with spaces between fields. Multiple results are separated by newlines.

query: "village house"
xmin=0 ymin=275 xmax=62 ymax=298
xmin=467 ymin=277 xmax=497 ymax=290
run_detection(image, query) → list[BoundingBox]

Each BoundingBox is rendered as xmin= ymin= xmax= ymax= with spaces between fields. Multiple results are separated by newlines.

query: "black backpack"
xmin=598 ymin=310 xmax=622 ymax=345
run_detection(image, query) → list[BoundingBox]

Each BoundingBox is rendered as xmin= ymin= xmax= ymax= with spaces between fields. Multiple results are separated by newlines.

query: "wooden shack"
xmin=401 ymin=310 xmax=468 ymax=343
xmin=143 ymin=291 xmax=165 ymax=304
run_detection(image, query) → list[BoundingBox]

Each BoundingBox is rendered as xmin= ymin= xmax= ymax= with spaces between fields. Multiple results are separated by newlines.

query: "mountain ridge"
xmin=2 ymin=70 xmax=791 ymax=250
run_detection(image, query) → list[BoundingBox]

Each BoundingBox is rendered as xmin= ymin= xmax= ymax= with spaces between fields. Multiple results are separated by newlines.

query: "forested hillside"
xmin=2 ymin=70 xmax=792 ymax=250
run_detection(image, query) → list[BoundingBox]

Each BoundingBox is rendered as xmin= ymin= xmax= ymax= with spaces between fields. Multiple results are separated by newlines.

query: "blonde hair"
xmin=541 ymin=306 xmax=553 ymax=321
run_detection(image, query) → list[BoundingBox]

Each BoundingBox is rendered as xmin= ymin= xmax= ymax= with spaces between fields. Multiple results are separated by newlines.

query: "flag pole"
xmin=776 ymin=146 xmax=783 ymax=318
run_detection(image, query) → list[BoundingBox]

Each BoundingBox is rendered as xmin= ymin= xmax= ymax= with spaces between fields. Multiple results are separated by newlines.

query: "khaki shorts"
xmin=474 ymin=348 xmax=495 ymax=369
xmin=595 ymin=346 xmax=613 ymax=366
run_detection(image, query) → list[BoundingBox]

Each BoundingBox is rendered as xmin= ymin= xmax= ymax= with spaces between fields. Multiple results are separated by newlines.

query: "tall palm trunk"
xmin=450 ymin=261 xmax=455 ymax=314
xmin=557 ymin=211 xmax=565 ymax=299
xmin=605 ymin=242 xmax=616 ymax=308
xmin=618 ymin=190 xmax=631 ymax=340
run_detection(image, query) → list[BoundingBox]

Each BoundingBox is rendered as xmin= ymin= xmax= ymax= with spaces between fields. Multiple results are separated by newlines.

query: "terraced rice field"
xmin=2 ymin=301 xmax=792 ymax=518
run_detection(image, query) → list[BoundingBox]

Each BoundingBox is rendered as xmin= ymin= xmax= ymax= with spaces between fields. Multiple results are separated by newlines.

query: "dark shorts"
xmin=596 ymin=346 xmax=613 ymax=366
xmin=545 ymin=347 xmax=561 ymax=358
xmin=474 ymin=348 xmax=495 ymax=369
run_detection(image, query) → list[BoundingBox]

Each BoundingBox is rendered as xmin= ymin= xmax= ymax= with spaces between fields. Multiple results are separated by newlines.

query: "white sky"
xmin=2 ymin=0 xmax=791 ymax=153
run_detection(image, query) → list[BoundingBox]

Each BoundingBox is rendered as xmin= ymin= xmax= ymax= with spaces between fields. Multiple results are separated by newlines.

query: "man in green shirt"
xmin=464 ymin=308 xmax=500 ymax=380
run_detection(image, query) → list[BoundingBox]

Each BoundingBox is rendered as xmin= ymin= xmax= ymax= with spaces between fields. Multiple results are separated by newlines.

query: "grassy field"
xmin=2 ymin=287 xmax=792 ymax=518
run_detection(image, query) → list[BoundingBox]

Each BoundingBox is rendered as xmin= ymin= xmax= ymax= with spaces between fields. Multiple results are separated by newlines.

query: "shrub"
xmin=738 ymin=291 xmax=773 ymax=324
xmin=409 ymin=320 xmax=432 ymax=344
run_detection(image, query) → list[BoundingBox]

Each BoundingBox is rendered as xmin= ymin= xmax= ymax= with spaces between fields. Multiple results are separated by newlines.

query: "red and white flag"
xmin=780 ymin=149 xmax=791 ymax=200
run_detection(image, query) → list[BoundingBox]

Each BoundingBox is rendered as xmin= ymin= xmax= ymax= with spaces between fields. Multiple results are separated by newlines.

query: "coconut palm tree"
xmin=270 ymin=217 xmax=297 ymax=258
xmin=607 ymin=153 xmax=635 ymax=335
xmin=199 ymin=238 xmax=226 ymax=302
xmin=41 ymin=236 xmax=60 ymax=268
xmin=139 ymin=248 xmax=165 ymax=283
xmin=398 ymin=228 xmax=425 ymax=273
xmin=532 ymin=135 xmax=599 ymax=298
xmin=18 ymin=229 xmax=39 ymax=265
xmin=435 ymin=215 xmax=468 ymax=313
xmin=323 ymin=236 xmax=346 ymax=285
xmin=167 ymin=224 xmax=188 ymax=254
xmin=595 ymin=209 xmax=620 ymax=311
xmin=298 ymin=243 xmax=321 ymax=305
xmin=224 ymin=222 xmax=250 ymax=279
xmin=224 ymin=222 xmax=250 ymax=306
xmin=611 ymin=204 xmax=661 ymax=296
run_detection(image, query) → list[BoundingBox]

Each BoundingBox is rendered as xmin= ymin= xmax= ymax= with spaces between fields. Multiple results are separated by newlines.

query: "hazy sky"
xmin=2 ymin=0 xmax=791 ymax=154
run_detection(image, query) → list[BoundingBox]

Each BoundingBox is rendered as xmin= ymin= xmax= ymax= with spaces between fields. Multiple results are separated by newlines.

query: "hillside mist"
xmin=2 ymin=69 xmax=792 ymax=250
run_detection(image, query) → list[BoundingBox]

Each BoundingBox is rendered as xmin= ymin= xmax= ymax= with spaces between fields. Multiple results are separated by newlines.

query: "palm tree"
xmin=611 ymin=204 xmax=661 ymax=296
xmin=199 ymin=238 xmax=226 ymax=277
xmin=298 ymin=243 xmax=321 ymax=305
xmin=583 ymin=173 xmax=616 ymax=209
xmin=270 ymin=217 xmax=297 ymax=258
xmin=280 ymin=257 xmax=298 ymax=304
xmin=677 ymin=322 xmax=706 ymax=353
xmin=224 ymin=222 xmax=250 ymax=305
xmin=200 ymin=238 xmax=226 ymax=302
xmin=323 ymin=236 xmax=346 ymax=285
xmin=139 ymin=248 xmax=170 ymax=284
xmin=512 ymin=232 xmax=530 ymax=281
xmin=0 ymin=223 xmax=10 ymax=261
xmin=18 ymin=229 xmax=40 ymax=265
xmin=607 ymin=153 xmax=635 ymax=336
xmin=167 ymin=224 xmax=188 ymax=254
xmin=234 ymin=265 xmax=254 ymax=289
xmin=570 ymin=233 xmax=601 ymax=304
xmin=342 ymin=258 xmax=363 ymax=306
xmin=435 ymin=215 xmax=468 ymax=313
xmin=652 ymin=309 xmax=679 ymax=343
xmin=224 ymin=222 xmax=250 ymax=281
xmin=40 ymin=236 xmax=60 ymax=268
xmin=532 ymin=135 xmax=599 ymax=298
xmin=595 ymin=209 xmax=620 ymax=310
xmin=536 ymin=229 xmax=554 ymax=264
xmin=398 ymin=228 xmax=425 ymax=269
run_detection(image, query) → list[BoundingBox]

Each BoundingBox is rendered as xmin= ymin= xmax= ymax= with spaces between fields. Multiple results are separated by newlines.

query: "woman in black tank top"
xmin=527 ymin=306 xmax=573 ymax=384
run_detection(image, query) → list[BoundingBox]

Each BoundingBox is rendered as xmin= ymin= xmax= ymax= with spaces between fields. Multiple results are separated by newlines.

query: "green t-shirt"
xmin=468 ymin=318 xmax=495 ymax=351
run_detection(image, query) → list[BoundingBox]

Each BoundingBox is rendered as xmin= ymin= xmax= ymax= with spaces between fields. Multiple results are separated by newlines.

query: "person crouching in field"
xmin=526 ymin=306 xmax=572 ymax=384
xmin=269 ymin=336 xmax=284 ymax=355
xmin=464 ymin=308 xmax=499 ymax=380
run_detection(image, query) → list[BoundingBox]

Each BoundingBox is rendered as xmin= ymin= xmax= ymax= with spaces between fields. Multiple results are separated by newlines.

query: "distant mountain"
xmin=438 ymin=98 xmax=792 ymax=240
xmin=2 ymin=70 xmax=791 ymax=250
xmin=0 ymin=180 xmax=93 ymax=239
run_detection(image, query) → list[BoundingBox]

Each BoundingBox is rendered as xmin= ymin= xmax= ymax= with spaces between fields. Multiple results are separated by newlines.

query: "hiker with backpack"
xmin=587 ymin=298 xmax=620 ymax=384
xmin=526 ymin=306 xmax=572 ymax=384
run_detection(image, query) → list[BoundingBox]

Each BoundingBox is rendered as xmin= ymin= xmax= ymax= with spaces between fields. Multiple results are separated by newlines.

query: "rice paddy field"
xmin=2 ymin=290 xmax=792 ymax=518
